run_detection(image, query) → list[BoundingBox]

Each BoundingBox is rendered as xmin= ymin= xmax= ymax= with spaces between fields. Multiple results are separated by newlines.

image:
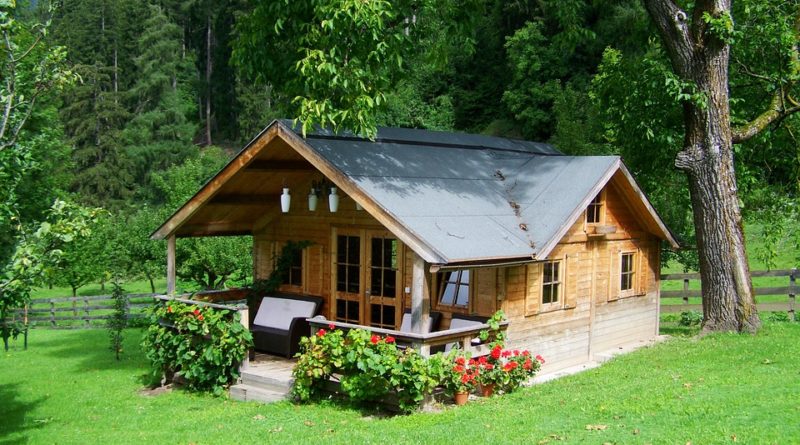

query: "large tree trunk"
xmin=644 ymin=0 xmax=760 ymax=333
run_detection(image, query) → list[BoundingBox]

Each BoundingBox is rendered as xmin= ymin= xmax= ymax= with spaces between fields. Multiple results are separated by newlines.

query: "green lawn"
xmin=2 ymin=324 xmax=799 ymax=444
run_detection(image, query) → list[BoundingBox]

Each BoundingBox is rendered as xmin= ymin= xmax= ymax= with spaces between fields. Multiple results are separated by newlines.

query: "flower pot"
xmin=453 ymin=391 xmax=469 ymax=406
xmin=480 ymin=383 xmax=495 ymax=397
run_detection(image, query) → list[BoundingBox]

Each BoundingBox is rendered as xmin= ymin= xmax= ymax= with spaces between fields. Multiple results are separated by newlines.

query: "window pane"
xmin=383 ymin=270 xmax=396 ymax=297
xmin=370 ymin=269 xmax=382 ymax=297
xmin=441 ymin=282 xmax=456 ymax=305
xmin=383 ymin=305 xmax=395 ymax=326
xmin=337 ymin=236 xmax=347 ymax=263
xmin=336 ymin=300 xmax=347 ymax=321
xmin=456 ymin=285 xmax=469 ymax=306
xmin=336 ymin=265 xmax=347 ymax=292
xmin=460 ymin=269 xmax=470 ymax=282
xmin=347 ymin=301 xmax=360 ymax=321
xmin=371 ymin=239 xmax=382 ymax=268
xmin=543 ymin=263 xmax=553 ymax=282
xmin=371 ymin=303 xmax=381 ymax=326
xmin=347 ymin=265 xmax=359 ymax=293
xmin=390 ymin=240 xmax=398 ymax=269
xmin=348 ymin=236 xmax=360 ymax=264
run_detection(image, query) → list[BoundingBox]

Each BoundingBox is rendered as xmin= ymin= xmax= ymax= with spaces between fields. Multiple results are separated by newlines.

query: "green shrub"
xmin=107 ymin=282 xmax=127 ymax=360
xmin=679 ymin=310 xmax=703 ymax=326
xmin=292 ymin=325 xmax=439 ymax=413
xmin=141 ymin=300 xmax=253 ymax=395
xmin=766 ymin=311 xmax=791 ymax=323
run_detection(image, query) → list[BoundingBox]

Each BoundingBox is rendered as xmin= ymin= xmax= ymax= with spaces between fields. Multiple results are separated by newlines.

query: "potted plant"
xmin=476 ymin=345 xmax=545 ymax=395
xmin=442 ymin=350 xmax=480 ymax=405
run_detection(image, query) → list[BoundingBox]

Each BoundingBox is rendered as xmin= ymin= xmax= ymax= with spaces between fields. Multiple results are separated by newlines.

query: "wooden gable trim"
xmin=150 ymin=123 xmax=282 ymax=240
xmin=274 ymin=123 xmax=447 ymax=265
xmin=535 ymin=159 xmax=621 ymax=260
xmin=612 ymin=164 xmax=680 ymax=249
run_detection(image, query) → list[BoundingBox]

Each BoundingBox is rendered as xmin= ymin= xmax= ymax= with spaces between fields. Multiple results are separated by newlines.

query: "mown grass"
xmin=2 ymin=323 xmax=798 ymax=444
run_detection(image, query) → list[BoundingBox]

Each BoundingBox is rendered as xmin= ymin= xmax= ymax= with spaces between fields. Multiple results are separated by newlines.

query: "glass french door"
xmin=332 ymin=228 xmax=401 ymax=328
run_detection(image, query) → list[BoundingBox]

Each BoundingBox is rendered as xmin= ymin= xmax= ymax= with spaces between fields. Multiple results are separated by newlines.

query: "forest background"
xmin=1 ymin=0 xmax=798 ymax=302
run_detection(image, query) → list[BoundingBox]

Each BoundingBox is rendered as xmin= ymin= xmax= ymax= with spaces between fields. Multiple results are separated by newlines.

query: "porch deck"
xmin=230 ymin=353 xmax=296 ymax=404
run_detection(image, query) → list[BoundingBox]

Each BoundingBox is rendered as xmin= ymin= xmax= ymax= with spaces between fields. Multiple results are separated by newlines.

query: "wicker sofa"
xmin=251 ymin=293 xmax=324 ymax=357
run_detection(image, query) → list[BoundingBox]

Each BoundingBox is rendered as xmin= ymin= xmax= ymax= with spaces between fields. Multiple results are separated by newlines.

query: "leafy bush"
xmin=679 ymin=310 xmax=703 ymax=326
xmin=292 ymin=325 xmax=439 ymax=413
xmin=141 ymin=300 xmax=252 ymax=395
xmin=766 ymin=311 xmax=791 ymax=323
xmin=107 ymin=282 xmax=128 ymax=360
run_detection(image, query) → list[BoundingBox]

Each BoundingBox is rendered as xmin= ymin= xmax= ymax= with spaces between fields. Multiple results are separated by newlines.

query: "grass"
xmin=2 ymin=323 xmax=799 ymax=444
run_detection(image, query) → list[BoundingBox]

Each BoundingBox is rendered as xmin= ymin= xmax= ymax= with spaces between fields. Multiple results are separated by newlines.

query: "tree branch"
xmin=643 ymin=0 xmax=695 ymax=78
xmin=732 ymin=91 xmax=800 ymax=143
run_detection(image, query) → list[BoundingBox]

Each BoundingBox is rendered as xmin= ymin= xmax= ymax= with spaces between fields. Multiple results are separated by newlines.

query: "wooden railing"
xmin=307 ymin=315 xmax=509 ymax=358
xmin=660 ymin=268 xmax=797 ymax=318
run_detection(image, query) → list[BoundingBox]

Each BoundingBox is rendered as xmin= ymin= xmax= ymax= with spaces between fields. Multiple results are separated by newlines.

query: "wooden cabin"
xmin=152 ymin=120 xmax=678 ymax=372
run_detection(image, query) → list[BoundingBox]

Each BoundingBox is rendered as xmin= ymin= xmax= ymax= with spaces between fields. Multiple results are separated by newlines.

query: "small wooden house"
xmin=152 ymin=120 xmax=677 ymax=372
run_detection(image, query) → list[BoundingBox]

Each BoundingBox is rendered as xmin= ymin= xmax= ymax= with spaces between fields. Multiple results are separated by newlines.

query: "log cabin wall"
xmin=502 ymin=181 xmax=662 ymax=372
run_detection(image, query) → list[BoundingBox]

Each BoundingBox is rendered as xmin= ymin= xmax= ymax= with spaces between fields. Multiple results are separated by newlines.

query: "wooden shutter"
xmin=525 ymin=263 xmax=542 ymax=316
xmin=305 ymin=244 xmax=324 ymax=296
xmin=564 ymin=254 xmax=578 ymax=309
xmin=474 ymin=268 xmax=497 ymax=315
xmin=608 ymin=247 xmax=621 ymax=301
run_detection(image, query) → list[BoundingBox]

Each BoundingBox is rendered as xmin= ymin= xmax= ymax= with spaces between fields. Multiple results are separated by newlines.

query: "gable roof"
xmin=152 ymin=120 xmax=678 ymax=266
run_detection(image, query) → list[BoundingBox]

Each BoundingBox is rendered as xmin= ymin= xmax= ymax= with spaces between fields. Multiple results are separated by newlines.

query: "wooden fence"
xmin=14 ymin=293 xmax=157 ymax=328
xmin=660 ymin=268 xmax=797 ymax=317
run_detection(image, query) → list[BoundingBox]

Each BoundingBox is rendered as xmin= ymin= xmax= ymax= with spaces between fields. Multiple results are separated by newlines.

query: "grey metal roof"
xmin=296 ymin=125 xmax=620 ymax=264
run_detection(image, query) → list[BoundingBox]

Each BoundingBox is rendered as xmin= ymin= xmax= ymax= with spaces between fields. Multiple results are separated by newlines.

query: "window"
xmin=282 ymin=250 xmax=303 ymax=287
xmin=438 ymin=270 xmax=470 ymax=308
xmin=620 ymin=252 xmax=636 ymax=292
xmin=542 ymin=261 xmax=561 ymax=305
xmin=586 ymin=192 xmax=603 ymax=224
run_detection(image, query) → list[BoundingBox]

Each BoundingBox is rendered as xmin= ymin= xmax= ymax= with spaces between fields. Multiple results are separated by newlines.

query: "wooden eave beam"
xmin=244 ymin=160 xmax=314 ymax=172
xmin=209 ymin=194 xmax=280 ymax=205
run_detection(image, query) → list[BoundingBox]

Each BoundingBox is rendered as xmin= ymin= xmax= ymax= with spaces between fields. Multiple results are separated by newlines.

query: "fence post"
xmin=790 ymin=268 xmax=796 ymax=322
xmin=84 ymin=297 xmax=90 ymax=327
xmin=239 ymin=306 xmax=250 ymax=372
xmin=50 ymin=299 xmax=56 ymax=327
xmin=682 ymin=278 xmax=690 ymax=305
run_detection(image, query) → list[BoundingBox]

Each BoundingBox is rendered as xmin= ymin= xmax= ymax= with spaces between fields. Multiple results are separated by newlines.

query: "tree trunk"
xmin=205 ymin=13 xmax=213 ymax=146
xmin=644 ymin=0 xmax=760 ymax=333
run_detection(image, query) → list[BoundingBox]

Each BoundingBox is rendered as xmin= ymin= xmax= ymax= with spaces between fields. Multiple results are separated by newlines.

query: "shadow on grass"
xmin=0 ymin=383 xmax=46 ymax=445
xmin=29 ymin=328 xmax=147 ymax=372
xmin=659 ymin=323 xmax=700 ymax=337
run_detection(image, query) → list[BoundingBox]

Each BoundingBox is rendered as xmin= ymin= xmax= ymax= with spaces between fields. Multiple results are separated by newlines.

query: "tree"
xmin=641 ymin=0 xmax=800 ymax=333
xmin=232 ymin=0 xmax=482 ymax=138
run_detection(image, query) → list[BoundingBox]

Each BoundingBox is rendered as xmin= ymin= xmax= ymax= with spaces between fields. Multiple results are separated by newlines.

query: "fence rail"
xmin=660 ymin=268 xmax=797 ymax=317
xmin=13 ymin=293 xmax=157 ymax=328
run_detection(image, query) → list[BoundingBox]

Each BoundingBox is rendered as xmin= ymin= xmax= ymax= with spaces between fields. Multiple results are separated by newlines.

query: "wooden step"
xmin=230 ymin=383 xmax=289 ymax=404
xmin=240 ymin=370 xmax=294 ymax=392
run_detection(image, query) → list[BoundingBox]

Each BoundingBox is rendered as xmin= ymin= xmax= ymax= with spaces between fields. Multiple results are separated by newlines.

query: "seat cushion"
xmin=399 ymin=313 xmax=435 ymax=333
xmin=253 ymin=297 xmax=317 ymax=331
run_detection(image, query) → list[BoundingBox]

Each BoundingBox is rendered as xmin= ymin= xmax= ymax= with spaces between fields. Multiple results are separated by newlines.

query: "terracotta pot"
xmin=453 ymin=391 xmax=469 ymax=406
xmin=480 ymin=383 xmax=495 ymax=397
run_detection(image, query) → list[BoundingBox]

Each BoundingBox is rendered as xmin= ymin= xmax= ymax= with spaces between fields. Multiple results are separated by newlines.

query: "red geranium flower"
xmin=317 ymin=329 xmax=326 ymax=337
xmin=370 ymin=334 xmax=380 ymax=344
xmin=501 ymin=350 xmax=512 ymax=358
xmin=513 ymin=350 xmax=520 ymax=356
xmin=535 ymin=354 xmax=545 ymax=364
xmin=385 ymin=336 xmax=395 ymax=343
xmin=197 ymin=314 xmax=204 ymax=321
xmin=478 ymin=356 xmax=488 ymax=365
xmin=167 ymin=306 xmax=173 ymax=313
xmin=491 ymin=345 xmax=502 ymax=360
xmin=522 ymin=350 xmax=531 ymax=357
xmin=455 ymin=356 xmax=466 ymax=366
xmin=523 ymin=359 xmax=532 ymax=370
xmin=328 ymin=323 xmax=336 ymax=330
xmin=193 ymin=309 xmax=200 ymax=316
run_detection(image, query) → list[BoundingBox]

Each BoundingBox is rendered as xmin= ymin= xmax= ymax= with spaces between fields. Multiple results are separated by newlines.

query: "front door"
xmin=332 ymin=228 xmax=401 ymax=328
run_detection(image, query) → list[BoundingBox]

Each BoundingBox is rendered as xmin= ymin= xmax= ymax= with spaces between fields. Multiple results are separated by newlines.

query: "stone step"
xmin=230 ymin=383 xmax=290 ymax=404
xmin=240 ymin=370 xmax=294 ymax=392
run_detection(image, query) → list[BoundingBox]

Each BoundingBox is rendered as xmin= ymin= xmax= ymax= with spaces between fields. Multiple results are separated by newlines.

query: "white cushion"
xmin=444 ymin=318 xmax=483 ymax=352
xmin=253 ymin=297 xmax=317 ymax=331
xmin=399 ymin=313 xmax=434 ymax=333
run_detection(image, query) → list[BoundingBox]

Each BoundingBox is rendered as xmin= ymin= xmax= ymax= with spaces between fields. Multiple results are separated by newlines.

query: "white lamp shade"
xmin=281 ymin=188 xmax=291 ymax=213
xmin=308 ymin=190 xmax=318 ymax=211
xmin=329 ymin=187 xmax=339 ymax=213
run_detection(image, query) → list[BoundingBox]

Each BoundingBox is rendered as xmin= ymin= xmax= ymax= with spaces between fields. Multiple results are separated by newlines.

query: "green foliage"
xmin=248 ymin=240 xmax=313 ymax=304
xmin=108 ymin=281 xmax=128 ymax=360
xmin=1 ymin=200 xmax=102 ymax=345
xmin=141 ymin=299 xmax=253 ymax=395
xmin=679 ymin=310 xmax=703 ymax=327
xmin=292 ymin=326 xmax=439 ymax=413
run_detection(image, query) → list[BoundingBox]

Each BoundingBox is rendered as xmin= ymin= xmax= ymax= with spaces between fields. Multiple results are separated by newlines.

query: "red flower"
xmin=193 ymin=309 xmax=200 ymax=316
xmin=197 ymin=314 xmax=204 ymax=321
xmin=491 ymin=345 xmax=502 ymax=360
xmin=167 ymin=306 xmax=173 ymax=313
xmin=453 ymin=365 xmax=464 ymax=373
xmin=536 ymin=354 xmax=545 ymax=364
xmin=370 ymin=334 xmax=380 ymax=344
xmin=522 ymin=350 xmax=531 ymax=357
xmin=484 ymin=363 xmax=494 ymax=371
xmin=317 ymin=329 xmax=326 ymax=337
xmin=501 ymin=350 xmax=512 ymax=358
xmin=468 ymin=358 xmax=478 ymax=366
xmin=328 ymin=323 xmax=336 ymax=330
xmin=513 ymin=350 xmax=520 ymax=356
xmin=478 ymin=356 xmax=488 ymax=365
xmin=523 ymin=359 xmax=532 ymax=370
xmin=461 ymin=374 xmax=470 ymax=384
xmin=455 ymin=356 xmax=466 ymax=366
xmin=385 ymin=336 xmax=395 ymax=344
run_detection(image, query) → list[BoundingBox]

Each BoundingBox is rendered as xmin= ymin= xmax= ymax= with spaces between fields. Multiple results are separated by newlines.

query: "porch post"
xmin=411 ymin=252 xmax=431 ymax=355
xmin=167 ymin=235 xmax=176 ymax=295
